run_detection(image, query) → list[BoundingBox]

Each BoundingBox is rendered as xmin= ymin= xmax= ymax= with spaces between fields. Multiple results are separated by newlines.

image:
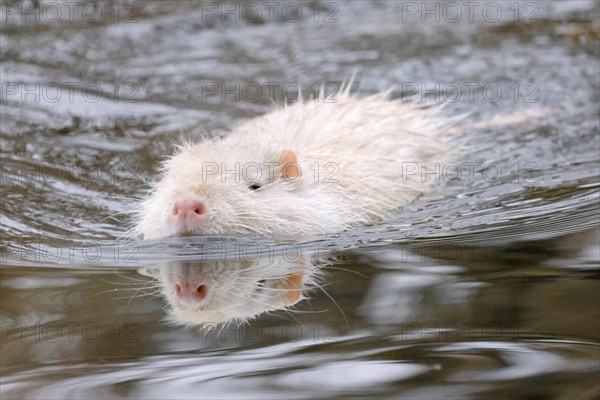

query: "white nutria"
xmin=134 ymin=85 xmax=457 ymax=239
xmin=152 ymin=256 xmax=313 ymax=326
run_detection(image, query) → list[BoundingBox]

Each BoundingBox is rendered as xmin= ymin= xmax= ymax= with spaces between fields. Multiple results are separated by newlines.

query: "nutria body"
xmin=135 ymin=88 xmax=455 ymax=239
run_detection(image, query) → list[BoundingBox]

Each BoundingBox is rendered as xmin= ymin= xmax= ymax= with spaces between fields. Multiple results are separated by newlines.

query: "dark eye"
xmin=249 ymin=184 xmax=261 ymax=191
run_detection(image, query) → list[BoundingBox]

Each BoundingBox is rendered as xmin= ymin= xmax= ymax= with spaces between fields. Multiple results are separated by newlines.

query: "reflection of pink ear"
xmin=284 ymin=272 xmax=304 ymax=305
xmin=280 ymin=149 xmax=302 ymax=180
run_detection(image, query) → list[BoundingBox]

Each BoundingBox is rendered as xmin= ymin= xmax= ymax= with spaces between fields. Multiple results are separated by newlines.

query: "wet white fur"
xmin=135 ymin=87 xmax=456 ymax=239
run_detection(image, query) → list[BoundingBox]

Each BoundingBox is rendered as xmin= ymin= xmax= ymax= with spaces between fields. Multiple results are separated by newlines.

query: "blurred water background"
xmin=1 ymin=1 xmax=599 ymax=398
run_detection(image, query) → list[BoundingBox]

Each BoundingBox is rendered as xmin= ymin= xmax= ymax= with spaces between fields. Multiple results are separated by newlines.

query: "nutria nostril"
xmin=174 ymin=282 xmax=209 ymax=304
xmin=172 ymin=199 xmax=205 ymax=219
xmin=196 ymin=285 xmax=207 ymax=299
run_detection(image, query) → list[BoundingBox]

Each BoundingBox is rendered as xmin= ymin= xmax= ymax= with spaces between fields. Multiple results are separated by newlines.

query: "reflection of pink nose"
xmin=172 ymin=199 xmax=205 ymax=221
xmin=175 ymin=282 xmax=208 ymax=303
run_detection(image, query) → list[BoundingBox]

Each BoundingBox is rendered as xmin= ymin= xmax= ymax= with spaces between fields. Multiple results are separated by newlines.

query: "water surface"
xmin=1 ymin=1 xmax=599 ymax=398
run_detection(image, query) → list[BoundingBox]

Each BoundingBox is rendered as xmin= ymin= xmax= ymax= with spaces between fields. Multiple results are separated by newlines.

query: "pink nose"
xmin=175 ymin=282 xmax=208 ymax=304
xmin=172 ymin=198 xmax=205 ymax=221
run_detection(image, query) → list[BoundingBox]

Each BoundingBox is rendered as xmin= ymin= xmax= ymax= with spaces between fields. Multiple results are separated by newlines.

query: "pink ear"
xmin=283 ymin=272 xmax=304 ymax=304
xmin=280 ymin=149 xmax=302 ymax=180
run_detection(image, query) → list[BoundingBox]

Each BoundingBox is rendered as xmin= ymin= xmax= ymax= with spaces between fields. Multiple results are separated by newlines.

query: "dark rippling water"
xmin=1 ymin=1 xmax=599 ymax=399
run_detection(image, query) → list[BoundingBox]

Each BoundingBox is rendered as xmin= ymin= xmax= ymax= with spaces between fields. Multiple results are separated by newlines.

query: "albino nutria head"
xmin=134 ymin=138 xmax=343 ymax=239
xmin=155 ymin=258 xmax=308 ymax=327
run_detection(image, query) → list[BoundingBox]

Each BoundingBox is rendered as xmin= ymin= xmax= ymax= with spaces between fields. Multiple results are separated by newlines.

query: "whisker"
xmin=315 ymin=283 xmax=349 ymax=329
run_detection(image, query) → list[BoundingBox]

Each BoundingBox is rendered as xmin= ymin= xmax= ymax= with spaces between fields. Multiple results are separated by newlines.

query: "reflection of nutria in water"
xmin=134 ymin=85 xmax=458 ymax=239
xmin=149 ymin=255 xmax=317 ymax=326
